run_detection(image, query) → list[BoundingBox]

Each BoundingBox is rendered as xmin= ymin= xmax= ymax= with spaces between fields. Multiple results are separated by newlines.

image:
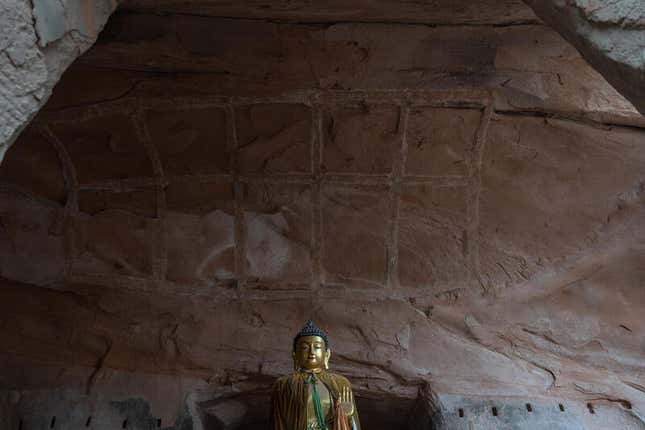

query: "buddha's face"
xmin=292 ymin=335 xmax=330 ymax=371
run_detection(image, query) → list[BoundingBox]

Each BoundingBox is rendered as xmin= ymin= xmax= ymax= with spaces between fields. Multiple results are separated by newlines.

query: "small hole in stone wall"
xmin=122 ymin=419 xmax=128 ymax=428
xmin=559 ymin=403 xmax=565 ymax=412
xmin=587 ymin=403 xmax=595 ymax=414
xmin=18 ymin=419 xmax=22 ymax=430
xmin=50 ymin=416 xmax=56 ymax=428
xmin=458 ymin=408 xmax=464 ymax=418
xmin=526 ymin=403 xmax=533 ymax=412
xmin=157 ymin=418 xmax=162 ymax=427
xmin=86 ymin=416 xmax=92 ymax=427
xmin=492 ymin=406 xmax=498 ymax=417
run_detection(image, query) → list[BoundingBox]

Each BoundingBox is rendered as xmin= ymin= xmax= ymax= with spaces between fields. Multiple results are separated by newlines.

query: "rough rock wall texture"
xmin=1 ymin=3 xmax=645 ymax=430
xmin=0 ymin=0 xmax=118 ymax=160
xmin=522 ymin=0 xmax=645 ymax=115
xmin=119 ymin=0 xmax=540 ymax=25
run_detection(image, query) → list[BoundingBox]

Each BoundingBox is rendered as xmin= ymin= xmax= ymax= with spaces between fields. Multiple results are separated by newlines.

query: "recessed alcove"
xmin=199 ymin=391 xmax=426 ymax=430
xmin=1 ymin=1 xmax=645 ymax=430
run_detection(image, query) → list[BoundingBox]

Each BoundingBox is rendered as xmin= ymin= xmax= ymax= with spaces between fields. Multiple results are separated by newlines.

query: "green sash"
xmin=306 ymin=373 xmax=327 ymax=430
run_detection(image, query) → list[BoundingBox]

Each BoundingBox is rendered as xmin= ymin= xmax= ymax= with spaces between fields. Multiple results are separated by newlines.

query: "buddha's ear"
xmin=324 ymin=348 xmax=331 ymax=370
xmin=292 ymin=350 xmax=298 ymax=371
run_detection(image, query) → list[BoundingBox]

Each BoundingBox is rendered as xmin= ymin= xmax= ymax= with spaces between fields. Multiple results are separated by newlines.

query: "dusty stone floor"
xmin=0 ymin=1 xmax=644 ymax=430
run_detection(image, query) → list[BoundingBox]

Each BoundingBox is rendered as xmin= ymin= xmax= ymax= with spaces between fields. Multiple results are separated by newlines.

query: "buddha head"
xmin=292 ymin=320 xmax=331 ymax=372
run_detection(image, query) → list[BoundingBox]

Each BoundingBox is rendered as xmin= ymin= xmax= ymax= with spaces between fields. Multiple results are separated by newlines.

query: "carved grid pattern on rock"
xmin=25 ymin=89 xmax=493 ymax=299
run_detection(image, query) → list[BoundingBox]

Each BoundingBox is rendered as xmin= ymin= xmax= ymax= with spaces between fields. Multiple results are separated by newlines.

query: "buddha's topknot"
xmin=293 ymin=320 xmax=329 ymax=351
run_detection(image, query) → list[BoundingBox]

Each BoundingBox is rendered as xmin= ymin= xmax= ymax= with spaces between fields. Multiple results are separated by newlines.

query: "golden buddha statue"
xmin=271 ymin=321 xmax=361 ymax=430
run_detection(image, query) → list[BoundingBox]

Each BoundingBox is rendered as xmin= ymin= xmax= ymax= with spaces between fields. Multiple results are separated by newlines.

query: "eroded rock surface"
xmin=522 ymin=0 xmax=645 ymax=115
xmin=0 ymin=0 xmax=118 ymax=160
xmin=1 ymin=2 xmax=645 ymax=430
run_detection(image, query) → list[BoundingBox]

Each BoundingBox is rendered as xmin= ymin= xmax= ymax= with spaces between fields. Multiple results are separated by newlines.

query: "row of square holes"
xmin=457 ymin=402 xmax=601 ymax=418
xmin=14 ymin=402 xmax=623 ymax=428
xmin=17 ymin=416 xmax=163 ymax=429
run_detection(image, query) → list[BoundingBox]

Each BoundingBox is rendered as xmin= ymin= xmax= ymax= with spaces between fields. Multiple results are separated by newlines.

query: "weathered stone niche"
xmin=1 ymin=2 xmax=644 ymax=430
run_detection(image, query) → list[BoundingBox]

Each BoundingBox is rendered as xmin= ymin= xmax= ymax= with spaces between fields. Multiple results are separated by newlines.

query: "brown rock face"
xmin=1 ymin=2 xmax=645 ymax=430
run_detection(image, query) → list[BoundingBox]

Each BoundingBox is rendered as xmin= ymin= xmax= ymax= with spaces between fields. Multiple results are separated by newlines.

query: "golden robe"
xmin=271 ymin=372 xmax=361 ymax=430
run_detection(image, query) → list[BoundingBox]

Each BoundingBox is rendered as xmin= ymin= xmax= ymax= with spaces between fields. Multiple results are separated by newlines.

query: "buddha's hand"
xmin=340 ymin=386 xmax=354 ymax=416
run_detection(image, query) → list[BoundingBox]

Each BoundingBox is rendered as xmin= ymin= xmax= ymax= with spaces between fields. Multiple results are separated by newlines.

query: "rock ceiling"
xmin=0 ymin=1 xmax=644 ymax=429
xmin=119 ymin=0 xmax=539 ymax=25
